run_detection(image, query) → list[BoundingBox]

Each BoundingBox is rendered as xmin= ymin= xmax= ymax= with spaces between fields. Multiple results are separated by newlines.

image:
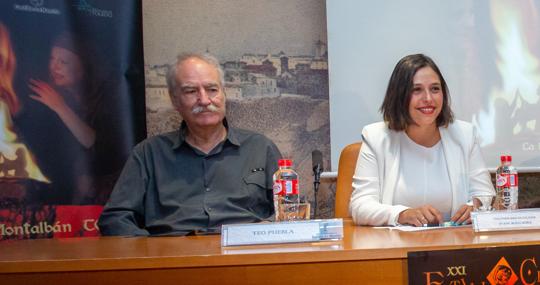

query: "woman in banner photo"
xmin=22 ymin=32 xmax=124 ymax=204
xmin=349 ymin=53 xmax=495 ymax=227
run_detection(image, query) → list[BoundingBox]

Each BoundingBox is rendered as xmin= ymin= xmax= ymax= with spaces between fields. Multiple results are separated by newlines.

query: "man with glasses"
xmin=99 ymin=53 xmax=281 ymax=236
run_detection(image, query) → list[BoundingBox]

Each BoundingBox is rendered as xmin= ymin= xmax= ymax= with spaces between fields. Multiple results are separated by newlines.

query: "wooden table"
xmin=2 ymin=220 xmax=540 ymax=284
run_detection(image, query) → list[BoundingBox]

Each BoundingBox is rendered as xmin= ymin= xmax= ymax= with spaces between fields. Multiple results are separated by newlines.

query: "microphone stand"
xmin=313 ymin=165 xmax=321 ymax=219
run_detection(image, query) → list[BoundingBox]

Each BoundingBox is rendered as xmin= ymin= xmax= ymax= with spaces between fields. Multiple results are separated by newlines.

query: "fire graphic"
xmin=1 ymin=22 xmax=48 ymax=184
xmin=472 ymin=1 xmax=540 ymax=147
xmin=0 ymin=102 xmax=48 ymax=183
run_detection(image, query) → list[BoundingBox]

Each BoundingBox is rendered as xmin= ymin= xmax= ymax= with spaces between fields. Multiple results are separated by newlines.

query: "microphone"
xmin=312 ymin=150 xmax=323 ymax=187
xmin=312 ymin=150 xmax=323 ymax=219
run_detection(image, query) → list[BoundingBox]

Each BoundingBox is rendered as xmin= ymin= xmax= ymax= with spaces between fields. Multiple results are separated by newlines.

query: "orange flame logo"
xmin=487 ymin=257 xmax=518 ymax=285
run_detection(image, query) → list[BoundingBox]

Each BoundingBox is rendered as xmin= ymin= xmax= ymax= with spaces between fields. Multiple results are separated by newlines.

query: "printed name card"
xmin=221 ymin=219 xmax=343 ymax=246
xmin=471 ymin=208 xmax=540 ymax=232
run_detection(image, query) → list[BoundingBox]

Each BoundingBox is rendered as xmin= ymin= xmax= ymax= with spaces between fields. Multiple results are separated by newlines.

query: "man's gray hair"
xmin=166 ymin=52 xmax=225 ymax=97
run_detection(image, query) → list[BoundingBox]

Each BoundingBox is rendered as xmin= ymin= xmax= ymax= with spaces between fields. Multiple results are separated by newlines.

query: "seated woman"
xmin=349 ymin=54 xmax=495 ymax=227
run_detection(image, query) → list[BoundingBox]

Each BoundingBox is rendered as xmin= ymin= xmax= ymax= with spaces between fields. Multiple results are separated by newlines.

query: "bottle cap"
xmin=278 ymin=159 xmax=292 ymax=167
xmin=500 ymin=155 xmax=512 ymax=163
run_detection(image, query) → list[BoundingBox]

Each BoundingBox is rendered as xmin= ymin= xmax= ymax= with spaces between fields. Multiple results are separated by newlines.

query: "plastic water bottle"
xmin=272 ymin=159 xmax=299 ymax=221
xmin=495 ymin=155 xmax=518 ymax=210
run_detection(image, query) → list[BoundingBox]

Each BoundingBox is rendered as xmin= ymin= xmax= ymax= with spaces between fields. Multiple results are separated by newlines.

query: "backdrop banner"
xmin=408 ymin=245 xmax=540 ymax=285
xmin=0 ymin=0 xmax=145 ymax=240
xmin=143 ymin=0 xmax=331 ymax=218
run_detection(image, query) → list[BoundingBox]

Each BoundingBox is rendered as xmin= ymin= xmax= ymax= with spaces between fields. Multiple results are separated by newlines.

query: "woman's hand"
xmin=28 ymin=78 xmax=96 ymax=149
xmin=398 ymin=205 xmax=443 ymax=227
xmin=28 ymin=79 xmax=67 ymax=113
xmin=450 ymin=204 xmax=473 ymax=225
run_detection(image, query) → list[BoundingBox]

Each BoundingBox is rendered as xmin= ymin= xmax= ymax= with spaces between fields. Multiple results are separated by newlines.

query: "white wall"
xmin=327 ymin=0 xmax=540 ymax=171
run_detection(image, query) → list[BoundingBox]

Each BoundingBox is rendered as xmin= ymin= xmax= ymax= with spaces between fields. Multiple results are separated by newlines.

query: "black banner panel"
xmin=0 ymin=0 xmax=145 ymax=240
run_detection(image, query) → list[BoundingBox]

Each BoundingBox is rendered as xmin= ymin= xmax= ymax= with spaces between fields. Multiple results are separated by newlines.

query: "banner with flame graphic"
xmin=0 ymin=0 xmax=145 ymax=240
xmin=408 ymin=245 xmax=540 ymax=285
xmin=327 ymin=1 xmax=540 ymax=171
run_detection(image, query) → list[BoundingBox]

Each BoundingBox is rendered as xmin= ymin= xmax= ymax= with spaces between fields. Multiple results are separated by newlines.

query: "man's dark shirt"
xmin=98 ymin=121 xmax=281 ymax=236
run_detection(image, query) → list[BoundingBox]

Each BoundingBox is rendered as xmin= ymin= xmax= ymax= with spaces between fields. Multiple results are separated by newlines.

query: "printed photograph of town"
xmin=143 ymin=0 xmax=333 ymax=217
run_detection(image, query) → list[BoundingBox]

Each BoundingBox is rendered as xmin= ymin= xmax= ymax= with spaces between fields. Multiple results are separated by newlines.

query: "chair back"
xmin=334 ymin=142 xmax=362 ymax=218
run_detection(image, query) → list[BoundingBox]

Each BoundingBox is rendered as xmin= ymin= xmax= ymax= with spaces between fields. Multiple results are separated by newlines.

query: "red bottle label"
xmin=273 ymin=180 xmax=284 ymax=195
xmin=273 ymin=179 xmax=298 ymax=195
xmin=496 ymin=173 xmax=518 ymax=187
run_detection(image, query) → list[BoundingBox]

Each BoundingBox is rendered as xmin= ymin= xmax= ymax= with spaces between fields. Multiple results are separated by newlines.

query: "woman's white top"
xmin=394 ymin=132 xmax=452 ymax=221
xmin=349 ymin=120 xmax=495 ymax=226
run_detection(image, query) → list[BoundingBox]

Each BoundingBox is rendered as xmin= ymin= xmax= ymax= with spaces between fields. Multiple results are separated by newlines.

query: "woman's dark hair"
xmin=51 ymin=32 xmax=103 ymax=120
xmin=51 ymin=32 xmax=99 ymax=90
xmin=380 ymin=53 xmax=454 ymax=131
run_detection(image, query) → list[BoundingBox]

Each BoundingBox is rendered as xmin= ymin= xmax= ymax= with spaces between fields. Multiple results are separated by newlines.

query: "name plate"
xmin=471 ymin=208 xmax=540 ymax=232
xmin=221 ymin=219 xmax=343 ymax=247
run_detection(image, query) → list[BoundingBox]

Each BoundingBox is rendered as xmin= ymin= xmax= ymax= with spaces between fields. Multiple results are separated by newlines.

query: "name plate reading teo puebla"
xmin=221 ymin=219 xmax=343 ymax=247
xmin=471 ymin=208 xmax=540 ymax=232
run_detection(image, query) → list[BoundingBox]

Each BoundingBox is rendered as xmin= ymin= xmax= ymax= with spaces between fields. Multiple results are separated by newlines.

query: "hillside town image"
xmin=145 ymin=41 xmax=332 ymax=217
